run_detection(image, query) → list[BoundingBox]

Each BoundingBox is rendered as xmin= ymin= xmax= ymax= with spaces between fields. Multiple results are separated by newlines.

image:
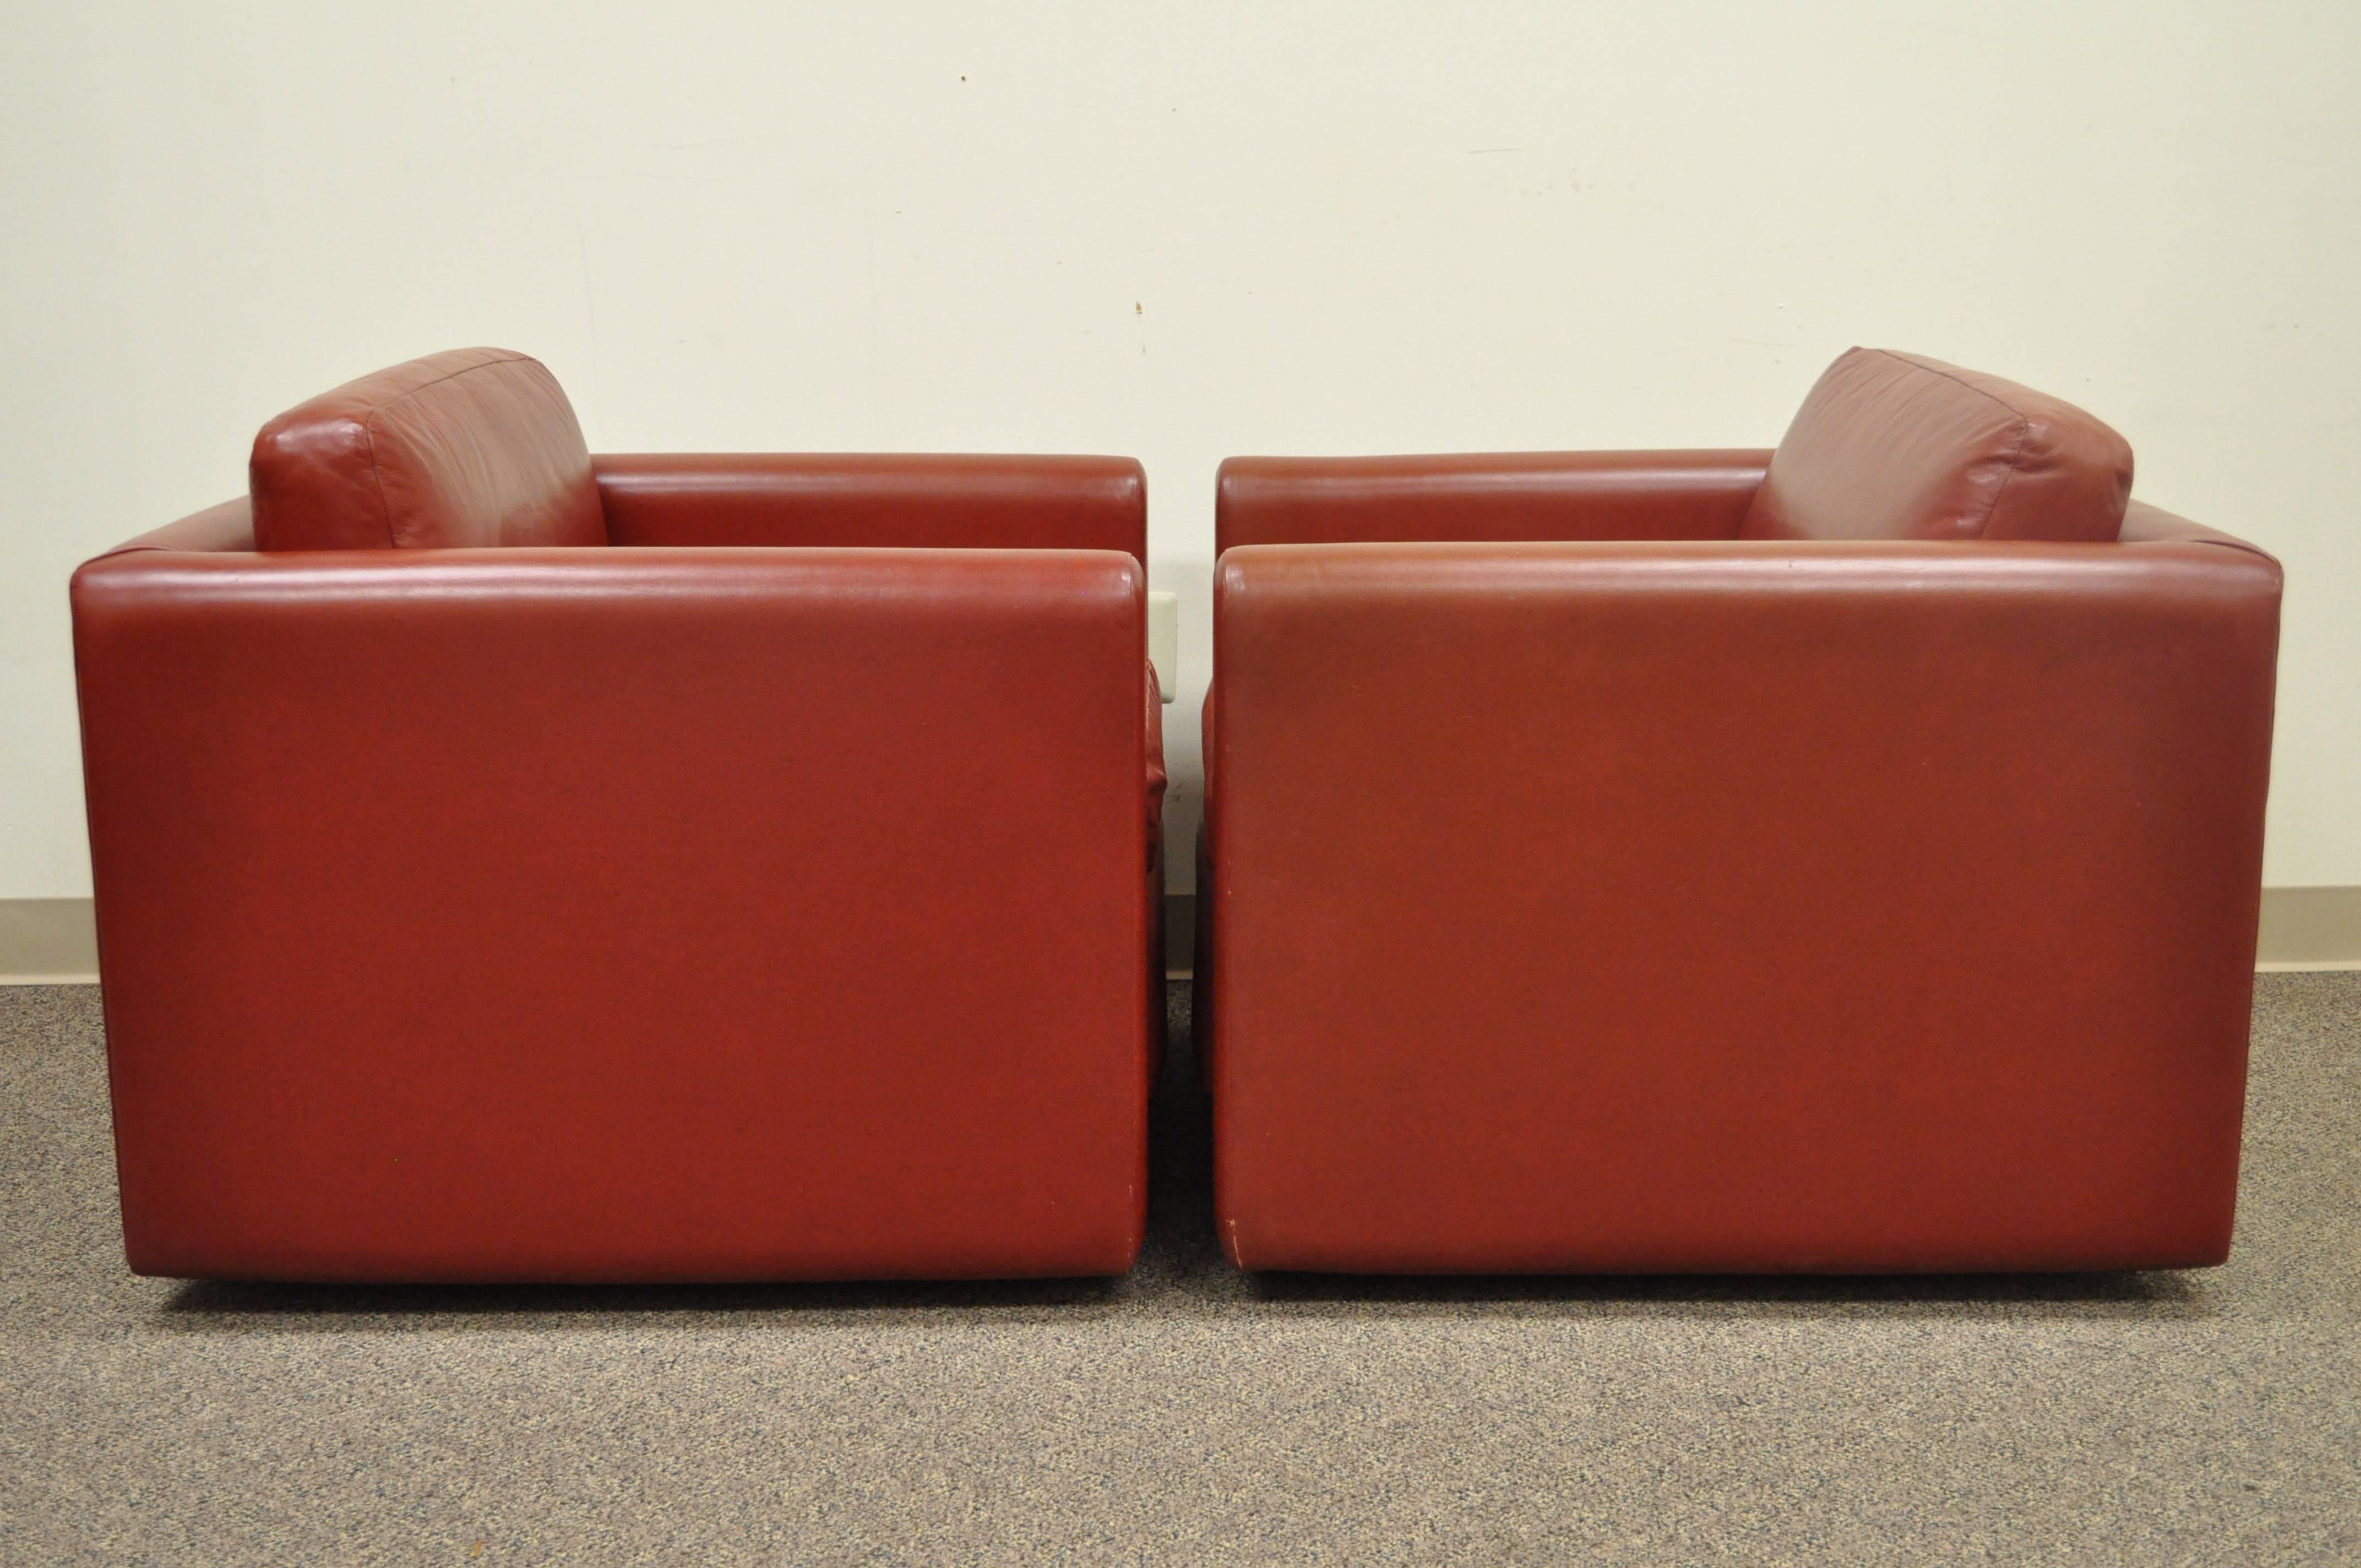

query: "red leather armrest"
xmin=72 ymin=543 xmax=1154 ymax=1280
xmin=595 ymin=454 xmax=1147 ymax=565
xmin=2119 ymin=498 xmax=2280 ymax=560
xmin=1214 ymin=449 xmax=1771 ymax=553
xmin=96 ymin=497 xmax=257 ymax=556
xmin=1207 ymin=535 xmax=2280 ymax=1272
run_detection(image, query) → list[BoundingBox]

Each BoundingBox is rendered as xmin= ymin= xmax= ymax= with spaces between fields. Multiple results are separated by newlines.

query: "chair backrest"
xmin=248 ymin=348 xmax=607 ymax=551
xmin=1214 ymin=450 xmax=1769 ymax=553
xmin=593 ymin=453 xmax=1147 ymax=565
xmin=1741 ymin=348 xmax=2132 ymax=543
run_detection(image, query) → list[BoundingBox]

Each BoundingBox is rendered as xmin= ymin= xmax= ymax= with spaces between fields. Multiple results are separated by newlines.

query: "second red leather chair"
xmin=1203 ymin=349 xmax=2280 ymax=1275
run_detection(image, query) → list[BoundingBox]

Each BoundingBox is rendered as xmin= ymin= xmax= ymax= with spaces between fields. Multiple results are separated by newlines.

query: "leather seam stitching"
xmin=1872 ymin=347 xmax=2031 ymax=421
xmin=363 ymin=350 xmax=533 ymax=415
xmin=361 ymin=420 xmax=395 ymax=547
xmin=1870 ymin=349 xmax=2033 ymax=540
xmin=1977 ymin=418 xmax=2034 ymax=541
xmin=355 ymin=352 xmax=535 ymax=548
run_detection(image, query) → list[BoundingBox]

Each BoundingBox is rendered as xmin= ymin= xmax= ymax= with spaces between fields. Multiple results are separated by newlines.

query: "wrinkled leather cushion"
xmin=249 ymin=349 xmax=607 ymax=551
xmin=1742 ymin=349 xmax=2132 ymax=543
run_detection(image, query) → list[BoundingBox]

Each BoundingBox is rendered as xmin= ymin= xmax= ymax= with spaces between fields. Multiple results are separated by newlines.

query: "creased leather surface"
xmin=1742 ymin=349 xmax=2134 ymax=543
xmin=72 ymin=542 xmax=1152 ymax=1281
xmin=1216 ymin=450 xmax=1768 ymax=552
xmin=1206 ymin=534 xmax=2278 ymax=1274
xmin=249 ymin=349 xmax=607 ymax=551
xmin=597 ymin=454 xmax=1146 ymax=565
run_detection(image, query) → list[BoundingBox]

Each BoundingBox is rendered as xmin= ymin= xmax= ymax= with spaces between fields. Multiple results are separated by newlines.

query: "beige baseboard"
xmin=2255 ymin=886 xmax=2361 ymax=972
xmin=6 ymin=890 xmax=2358 ymax=986
xmin=0 ymin=899 xmax=100 ymax=984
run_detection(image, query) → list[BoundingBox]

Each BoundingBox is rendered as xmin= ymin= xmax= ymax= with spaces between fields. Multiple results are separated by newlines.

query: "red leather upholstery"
xmin=597 ymin=454 xmax=1146 ymax=564
xmin=1741 ymin=349 xmax=2134 ymax=543
xmin=74 ymin=353 xmax=1161 ymax=1283
xmin=1200 ymin=451 xmax=1769 ymax=816
xmin=103 ymin=496 xmax=255 ymax=555
xmin=250 ymin=349 xmax=607 ymax=551
xmin=1205 ymin=360 xmax=2278 ymax=1275
xmin=2119 ymin=497 xmax=2276 ymax=555
xmin=1218 ymin=449 xmax=1767 ymax=552
xmin=597 ymin=451 xmax=1168 ymax=870
xmin=75 ymin=541 xmax=1155 ymax=1282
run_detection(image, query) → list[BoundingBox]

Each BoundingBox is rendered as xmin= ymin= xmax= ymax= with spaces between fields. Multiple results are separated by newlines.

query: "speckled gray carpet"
xmin=3 ymin=978 xmax=2357 ymax=1565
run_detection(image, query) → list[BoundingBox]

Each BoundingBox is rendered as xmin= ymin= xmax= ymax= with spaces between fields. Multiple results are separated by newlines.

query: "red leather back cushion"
xmin=1741 ymin=349 xmax=2132 ymax=543
xmin=249 ymin=349 xmax=607 ymax=551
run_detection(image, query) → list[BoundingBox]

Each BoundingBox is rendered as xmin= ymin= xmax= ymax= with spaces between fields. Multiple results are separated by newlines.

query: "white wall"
xmin=5 ymin=0 xmax=2356 ymax=896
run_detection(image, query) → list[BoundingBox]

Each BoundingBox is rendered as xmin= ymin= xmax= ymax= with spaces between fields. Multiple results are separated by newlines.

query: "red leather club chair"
xmin=1204 ymin=348 xmax=2281 ymax=1275
xmin=72 ymin=347 xmax=1165 ymax=1282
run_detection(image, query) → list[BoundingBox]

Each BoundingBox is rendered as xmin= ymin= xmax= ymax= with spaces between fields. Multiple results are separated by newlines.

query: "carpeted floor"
xmin=2 ymin=978 xmax=2356 ymax=1565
